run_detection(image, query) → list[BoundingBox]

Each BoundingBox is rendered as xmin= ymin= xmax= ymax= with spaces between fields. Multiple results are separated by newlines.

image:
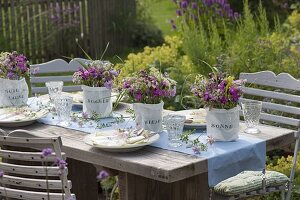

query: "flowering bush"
xmin=122 ymin=67 xmax=177 ymax=104
xmin=172 ymin=0 xmax=240 ymax=27
xmin=191 ymin=72 xmax=244 ymax=109
xmin=0 ymin=51 xmax=29 ymax=80
xmin=72 ymin=60 xmax=119 ymax=89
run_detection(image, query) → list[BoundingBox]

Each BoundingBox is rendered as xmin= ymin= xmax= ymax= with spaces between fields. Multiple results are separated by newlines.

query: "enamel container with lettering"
xmin=82 ymin=85 xmax=112 ymax=117
xmin=133 ymin=102 xmax=164 ymax=132
xmin=206 ymin=107 xmax=239 ymax=141
xmin=0 ymin=78 xmax=29 ymax=107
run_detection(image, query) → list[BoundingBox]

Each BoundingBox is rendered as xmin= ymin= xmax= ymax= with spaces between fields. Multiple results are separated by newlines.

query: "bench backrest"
xmin=30 ymin=58 xmax=91 ymax=95
xmin=239 ymin=71 xmax=300 ymax=129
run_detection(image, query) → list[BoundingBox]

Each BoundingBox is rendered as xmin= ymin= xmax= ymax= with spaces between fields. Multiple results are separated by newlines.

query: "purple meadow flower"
xmin=104 ymin=80 xmax=113 ymax=89
xmin=82 ymin=112 xmax=89 ymax=119
xmin=109 ymin=69 xmax=119 ymax=77
xmin=218 ymin=0 xmax=225 ymax=6
xmin=97 ymin=170 xmax=109 ymax=181
xmin=192 ymin=146 xmax=201 ymax=154
xmin=176 ymin=9 xmax=182 ymax=16
xmin=153 ymin=89 xmax=163 ymax=97
xmin=172 ymin=24 xmax=177 ymax=30
xmin=7 ymin=71 xmax=15 ymax=79
xmin=234 ymin=12 xmax=240 ymax=19
xmin=171 ymin=87 xmax=177 ymax=97
xmin=203 ymin=92 xmax=211 ymax=101
xmin=229 ymin=87 xmax=240 ymax=102
xmin=220 ymin=96 xmax=228 ymax=104
xmin=0 ymin=170 xmax=4 ymax=178
xmin=191 ymin=2 xmax=197 ymax=9
xmin=41 ymin=148 xmax=53 ymax=157
xmin=180 ymin=0 xmax=188 ymax=8
xmin=16 ymin=54 xmax=27 ymax=62
xmin=123 ymin=80 xmax=131 ymax=88
xmin=135 ymin=92 xmax=142 ymax=102
xmin=218 ymin=81 xmax=226 ymax=91
xmin=55 ymin=158 xmax=68 ymax=170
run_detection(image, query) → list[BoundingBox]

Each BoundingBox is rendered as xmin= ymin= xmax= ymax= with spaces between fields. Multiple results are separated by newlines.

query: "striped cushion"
xmin=214 ymin=171 xmax=289 ymax=196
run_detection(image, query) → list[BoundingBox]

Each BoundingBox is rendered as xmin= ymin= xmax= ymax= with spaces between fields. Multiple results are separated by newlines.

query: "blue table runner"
xmin=37 ymin=108 xmax=266 ymax=187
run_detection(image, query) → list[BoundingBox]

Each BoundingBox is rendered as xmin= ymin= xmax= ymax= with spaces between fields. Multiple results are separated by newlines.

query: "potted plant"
xmin=0 ymin=51 xmax=30 ymax=107
xmin=122 ymin=67 xmax=177 ymax=132
xmin=72 ymin=60 xmax=119 ymax=117
xmin=191 ymin=72 xmax=244 ymax=141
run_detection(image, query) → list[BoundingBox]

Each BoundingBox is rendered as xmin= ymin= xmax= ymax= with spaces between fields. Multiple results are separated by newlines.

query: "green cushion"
xmin=214 ymin=171 xmax=289 ymax=196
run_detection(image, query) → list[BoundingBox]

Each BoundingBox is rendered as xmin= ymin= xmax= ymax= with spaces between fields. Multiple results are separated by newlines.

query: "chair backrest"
xmin=0 ymin=129 xmax=75 ymax=200
xmin=239 ymin=71 xmax=300 ymax=199
xmin=239 ymin=71 xmax=300 ymax=129
xmin=30 ymin=58 xmax=91 ymax=95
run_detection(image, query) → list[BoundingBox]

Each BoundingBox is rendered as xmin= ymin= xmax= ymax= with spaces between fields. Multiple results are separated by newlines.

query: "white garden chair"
xmin=0 ymin=129 xmax=76 ymax=200
xmin=213 ymin=71 xmax=300 ymax=200
xmin=30 ymin=58 xmax=90 ymax=95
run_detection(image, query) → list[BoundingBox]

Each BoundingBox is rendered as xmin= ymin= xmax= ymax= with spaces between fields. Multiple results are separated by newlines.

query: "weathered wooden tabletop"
xmin=3 ymin=122 xmax=295 ymax=184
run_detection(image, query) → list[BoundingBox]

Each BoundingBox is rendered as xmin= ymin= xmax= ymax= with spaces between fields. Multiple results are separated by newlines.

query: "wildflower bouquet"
xmin=191 ymin=72 xmax=244 ymax=141
xmin=72 ymin=60 xmax=119 ymax=89
xmin=72 ymin=59 xmax=120 ymax=117
xmin=0 ymin=51 xmax=30 ymax=80
xmin=191 ymin=72 xmax=244 ymax=110
xmin=122 ymin=67 xmax=176 ymax=132
xmin=122 ymin=67 xmax=177 ymax=104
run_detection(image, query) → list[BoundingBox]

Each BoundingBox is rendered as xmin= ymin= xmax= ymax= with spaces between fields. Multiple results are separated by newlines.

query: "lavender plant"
xmin=172 ymin=0 xmax=240 ymax=27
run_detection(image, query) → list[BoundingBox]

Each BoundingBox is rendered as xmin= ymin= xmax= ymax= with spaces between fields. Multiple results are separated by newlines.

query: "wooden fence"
xmin=0 ymin=0 xmax=136 ymax=64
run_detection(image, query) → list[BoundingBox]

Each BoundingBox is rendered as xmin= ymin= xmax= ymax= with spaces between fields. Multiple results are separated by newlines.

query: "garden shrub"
xmin=116 ymin=35 xmax=195 ymax=84
xmin=172 ymin=0 xmax=300 ymax=78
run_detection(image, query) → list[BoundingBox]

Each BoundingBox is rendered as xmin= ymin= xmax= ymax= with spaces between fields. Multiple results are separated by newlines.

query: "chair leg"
xmin=286 ymin=135 xmax=300 ymax=200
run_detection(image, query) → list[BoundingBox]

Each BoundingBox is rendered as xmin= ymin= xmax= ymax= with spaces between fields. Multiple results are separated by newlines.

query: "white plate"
xmin=84 ymin=130 xmax=160 ymax=152
xmin=174 ymin=109 xmax=207 ymax=129
xmin=0 ymin=106 xmax=48 ymax=127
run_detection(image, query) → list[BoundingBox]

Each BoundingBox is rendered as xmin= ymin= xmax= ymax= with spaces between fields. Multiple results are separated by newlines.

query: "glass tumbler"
xmin=241 ymin=100 xmax=262 ymax=134
xmin=54 ymin=96 xmax=73 ymax=126
xmin=46 ymin=81 xmax=63 ymax=102
xmin=163 ymin=114 xmax=186 ymax=148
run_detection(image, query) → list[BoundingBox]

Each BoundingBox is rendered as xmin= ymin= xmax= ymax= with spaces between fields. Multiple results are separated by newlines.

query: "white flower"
xmin=72 ymin=71 xmax=82 ymax=84
xmin=90 ymin=60 xmax=112 ymax=70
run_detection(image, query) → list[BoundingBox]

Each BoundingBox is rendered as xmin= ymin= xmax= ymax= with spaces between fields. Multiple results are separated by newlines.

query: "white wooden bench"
xmin=30 ymin=58 xmax=90 ymax=95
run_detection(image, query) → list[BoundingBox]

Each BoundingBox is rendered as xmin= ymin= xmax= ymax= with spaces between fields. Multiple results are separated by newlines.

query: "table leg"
xmin=67 ymin=158 xmax=99 ymax=200
xmin=118 ymin=172 xmax=210 ymax=200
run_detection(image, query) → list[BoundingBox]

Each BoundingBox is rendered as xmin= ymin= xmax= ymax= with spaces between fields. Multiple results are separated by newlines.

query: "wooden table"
xmin=3 ymin=123 xmax=295 ymax=200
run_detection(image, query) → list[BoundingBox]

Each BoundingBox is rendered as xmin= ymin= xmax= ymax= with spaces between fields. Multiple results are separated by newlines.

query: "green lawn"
xmin=144 ymin=0 xmax=177 ymax=36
